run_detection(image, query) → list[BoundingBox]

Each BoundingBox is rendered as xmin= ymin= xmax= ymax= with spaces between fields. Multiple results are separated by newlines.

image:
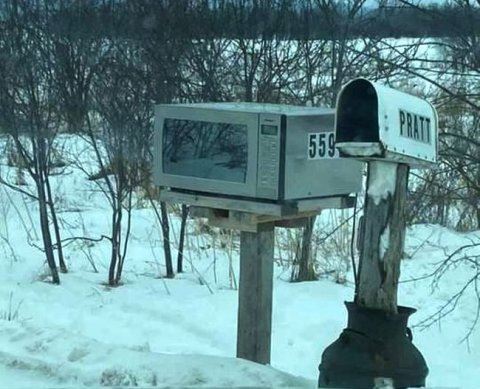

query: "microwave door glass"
xmin=163 ymin=118 xmax=248 ymax=183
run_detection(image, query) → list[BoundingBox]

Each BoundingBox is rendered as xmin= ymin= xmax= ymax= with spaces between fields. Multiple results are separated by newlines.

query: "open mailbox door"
xmin=335 ymin=78 xmax=438 ymax=167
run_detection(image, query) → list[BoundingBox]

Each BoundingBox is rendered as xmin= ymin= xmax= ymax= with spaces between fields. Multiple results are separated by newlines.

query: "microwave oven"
xmin=154 ymin=102 xmax=363 ymax=202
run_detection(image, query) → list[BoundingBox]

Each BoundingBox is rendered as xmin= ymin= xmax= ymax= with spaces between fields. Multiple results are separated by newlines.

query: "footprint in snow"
xmin=67 ymin=347 xmax=90 ymax=362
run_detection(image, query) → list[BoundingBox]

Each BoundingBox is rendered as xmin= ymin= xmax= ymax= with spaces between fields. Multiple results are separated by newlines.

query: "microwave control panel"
xmin=257 ymin=115 xmax=280 ymax=198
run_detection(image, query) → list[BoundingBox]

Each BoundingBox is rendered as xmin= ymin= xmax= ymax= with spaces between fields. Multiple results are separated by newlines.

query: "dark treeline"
xmin=39 ymin=0 xmax=480 ymax=41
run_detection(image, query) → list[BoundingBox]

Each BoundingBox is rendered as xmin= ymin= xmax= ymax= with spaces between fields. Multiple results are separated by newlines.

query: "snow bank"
xmin=0 ymin=321 xmax=312 ymax=388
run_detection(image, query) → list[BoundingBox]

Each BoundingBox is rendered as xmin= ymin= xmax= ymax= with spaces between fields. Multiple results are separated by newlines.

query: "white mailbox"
xmin=335 ymin=78 xmax=438 ymax=167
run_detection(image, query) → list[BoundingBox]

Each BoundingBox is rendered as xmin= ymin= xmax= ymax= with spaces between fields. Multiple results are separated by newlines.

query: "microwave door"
xmin=158 ymin=108 xmax=258 ymax=198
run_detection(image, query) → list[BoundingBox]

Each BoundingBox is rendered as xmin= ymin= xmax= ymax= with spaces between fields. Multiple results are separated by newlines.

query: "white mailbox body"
xmin=335 ymin=78 xmax=438 ymax=168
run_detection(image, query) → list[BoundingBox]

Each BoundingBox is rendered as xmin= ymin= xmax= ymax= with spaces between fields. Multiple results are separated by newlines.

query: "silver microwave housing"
xmin=154 ymin=102 xmax=363 ymax=203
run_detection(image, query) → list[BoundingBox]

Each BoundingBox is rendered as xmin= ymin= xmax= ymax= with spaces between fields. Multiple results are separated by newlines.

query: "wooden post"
xmin=236 ymin=222 xmax=275 ymax=364
xmin=356 ymin=161 xmax=409 ymax=313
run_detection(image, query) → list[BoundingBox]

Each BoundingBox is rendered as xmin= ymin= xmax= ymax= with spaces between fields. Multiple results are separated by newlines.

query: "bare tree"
xmin=412 ymin=240 xmax=480 ymax=342
xmin=85 ymin=42 xmax=151 ymax=286
xmin=183 ymin=38 xmax=236 ymax=102
xmin=177 ymin=204 xmax=189 ymax=273
xmin=0 ymin=1 xmax=69 ymax=283
xmin=133 ymin=0 xmax=199 ymax=278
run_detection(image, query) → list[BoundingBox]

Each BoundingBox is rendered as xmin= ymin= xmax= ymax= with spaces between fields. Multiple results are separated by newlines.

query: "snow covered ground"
xmin=0 ymin=136 xmax=478 ymax=387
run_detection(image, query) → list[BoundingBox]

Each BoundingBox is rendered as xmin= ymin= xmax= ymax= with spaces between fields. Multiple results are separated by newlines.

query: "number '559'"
xmin=308 ymin=132 xmax=337 ymax=159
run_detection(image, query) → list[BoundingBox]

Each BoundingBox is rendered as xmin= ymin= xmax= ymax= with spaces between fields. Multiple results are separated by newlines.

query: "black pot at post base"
xmin=318 ymin=302 xmax=428 ymax=388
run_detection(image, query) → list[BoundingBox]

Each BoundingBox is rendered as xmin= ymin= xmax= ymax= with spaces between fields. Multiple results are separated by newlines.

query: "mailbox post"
xmin=154 ymin=103 xmax=363 ymax=367
xmin=237 ymin=223 xmax=275 ymax=364
xmin=318 ymin=79 xmax=438 ymax=388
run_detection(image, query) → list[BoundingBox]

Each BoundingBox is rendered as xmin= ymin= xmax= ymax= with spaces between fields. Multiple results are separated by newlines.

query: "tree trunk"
xmin=45 ymin=173 xmax=67 ymax=273
xmin=116 ymin=190 xmax=133 ymax=284
xmin=177 ymin=204 xmax=188 ymax=273
xmin=36 ymin=179 xmax=60 ymax=284
xmin=36 ymin=138 xmax=60 ymax=285
xmin=160 ymin=201 xmax=174 ymax=278
xmin=477 ymin=207 xmax=480 ymax=230
xmin=108 ymin=206 xmax=122 ymax=286
xmin=356 ymin=162 xmax=409 ymax=314
xmin=294 ymin=215 xmax=317 ymax=282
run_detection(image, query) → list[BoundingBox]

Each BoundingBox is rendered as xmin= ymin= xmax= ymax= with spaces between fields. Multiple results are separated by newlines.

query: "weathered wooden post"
xmin=319 ymin=78 xmax=438 ymax=388
xmin=237 ymin=223 xmax=275 ymax=364
xmin=356 ymin=161 xmax=409 ymax=313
